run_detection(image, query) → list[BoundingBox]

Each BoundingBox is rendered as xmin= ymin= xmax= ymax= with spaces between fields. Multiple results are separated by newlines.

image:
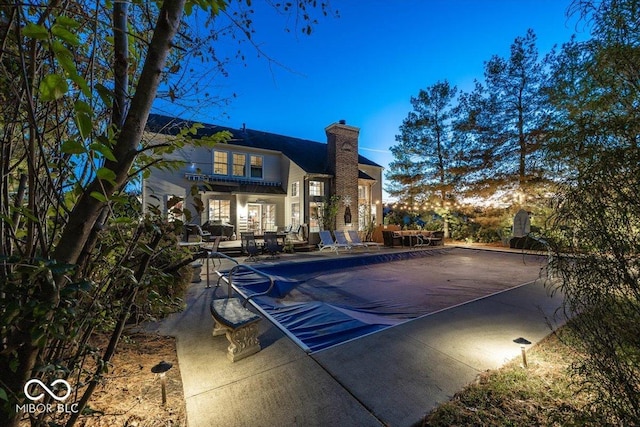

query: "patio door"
xmin=247 ymin=203 xmax=277 ymax=234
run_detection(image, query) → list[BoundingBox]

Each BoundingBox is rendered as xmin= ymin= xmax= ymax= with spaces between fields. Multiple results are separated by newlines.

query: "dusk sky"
xmin=152 ymin=0 xmax=590 ymax=199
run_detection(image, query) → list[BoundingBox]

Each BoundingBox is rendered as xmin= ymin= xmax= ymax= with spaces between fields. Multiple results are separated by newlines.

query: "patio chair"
xmin=334 ymin=230 xmax=357 ymax=250
xmin=318 ymin=230 xmax=350 ymax=252
xmin=348 ymin=230 xmax=382 ymax=250
xmin=240 ymin=232 xmax=261 ymax=262
xmin=263 ymin=231 xmax=284 ymax=259
xmin=287 ymin=224 xmax=302 ymax=241
xmin=203 ymin=235 xmax=223 ymax=267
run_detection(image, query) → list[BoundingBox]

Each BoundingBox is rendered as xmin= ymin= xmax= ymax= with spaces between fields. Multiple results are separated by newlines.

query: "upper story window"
xmin=250 ymin=155 xmax=263 ymax=179
xmin=232 ymin=153 xmax=246 ymax=177
xmin=309 ymin=180 xmax=324 ymax=197
xmin=291 ymin=181 xmax=299 ymax=197
xmin=213 ymin=150 xmax=228 ymax=175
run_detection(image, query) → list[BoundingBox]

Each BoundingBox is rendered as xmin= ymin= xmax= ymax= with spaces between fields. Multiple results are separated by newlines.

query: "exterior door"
xmin=247 ymin=203 xmax=262 ymax=234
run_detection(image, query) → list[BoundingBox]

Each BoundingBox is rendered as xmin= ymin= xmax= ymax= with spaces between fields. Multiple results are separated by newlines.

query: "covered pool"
xmin=225 ymin=247 xmax=548 ymax=352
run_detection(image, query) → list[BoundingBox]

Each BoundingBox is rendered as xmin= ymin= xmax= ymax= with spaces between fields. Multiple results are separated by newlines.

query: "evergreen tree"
xmin=459 ymin=29 xmax=553 ymax=204
xmin=387 ymin=81 xmax=463 ymax=236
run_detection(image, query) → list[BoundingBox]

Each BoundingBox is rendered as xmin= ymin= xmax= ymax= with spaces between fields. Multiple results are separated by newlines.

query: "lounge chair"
xmin=348 ymin=230 xmax=382 ymax=250
xmin=334 ymin=230 xmax=358 ymax=249
xmin=241 ymin=232 xmax=261 ymax=261
xmin=318 ymin=230 xmax=350 ymax=252
xmin=263 ymin=231 xmax=284 ymax=259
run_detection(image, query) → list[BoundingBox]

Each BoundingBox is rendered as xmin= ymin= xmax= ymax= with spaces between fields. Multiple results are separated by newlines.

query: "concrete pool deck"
xmin=151 ymin=245 xmax=566 ymax=427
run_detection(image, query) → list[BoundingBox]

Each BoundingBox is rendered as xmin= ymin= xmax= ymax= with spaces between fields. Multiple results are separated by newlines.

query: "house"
xmin=142 ymin=114 xmax=384 ymax=243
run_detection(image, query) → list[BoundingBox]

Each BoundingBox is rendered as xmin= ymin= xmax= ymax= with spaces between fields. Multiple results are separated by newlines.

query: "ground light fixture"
xmin=151 ymin=361 xmax=173 ymax=406
xmin=513 ymin=337 xmax=532 ymax=367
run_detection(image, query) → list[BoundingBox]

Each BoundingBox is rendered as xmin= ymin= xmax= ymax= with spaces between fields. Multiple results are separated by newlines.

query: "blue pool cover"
xmin=224 ymin=248 xmax=546 ymax=352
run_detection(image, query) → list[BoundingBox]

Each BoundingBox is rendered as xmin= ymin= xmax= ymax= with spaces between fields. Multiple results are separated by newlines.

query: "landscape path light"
xmin=513 ymin=337 xmax=532 ymax=368
xmin=151 ymin=360 xmax=173 ymax=406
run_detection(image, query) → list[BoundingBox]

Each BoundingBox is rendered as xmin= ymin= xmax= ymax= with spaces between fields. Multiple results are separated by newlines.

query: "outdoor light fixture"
xmin=513 ymin=337 xmax=532 ymax=368
xmin=151 ymin=361 xmax=173 ymax=405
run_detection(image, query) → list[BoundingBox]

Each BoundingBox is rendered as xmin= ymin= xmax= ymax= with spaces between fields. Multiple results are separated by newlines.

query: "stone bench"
xmin=210 ymin=298 xmax=261 ymax=362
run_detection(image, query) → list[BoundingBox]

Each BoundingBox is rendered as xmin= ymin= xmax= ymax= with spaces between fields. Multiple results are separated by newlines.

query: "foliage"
xmin=541 ymin=0 xmax=640 ymax=423
xmin=387 ymin=30 xmax=556 ymax=223
xmin=318 ymin=195 xmax=341 ymax=232
xmin=0 ymin=1 xmax=334 ymax=426
xmin=388 ymin=81 xmax=462 ymax=237
xmin=548 ymin=147 xmax=640 ymax=423
xmin=420 ymin=328 xmax=603 ymax=427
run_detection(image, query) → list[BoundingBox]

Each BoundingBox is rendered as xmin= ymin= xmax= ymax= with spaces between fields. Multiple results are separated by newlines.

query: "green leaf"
xmin=96 ymin=167 xmax=117 ymax=183
xmin=95 ymin=84 xmax=114 ymax=107
xmin=71 ymin=73 xmax=91 ymax=97
xmin=0 ymin=388 xmax=8 ymax=402
xmin=75 ymin=101 xmax=93 ymax=139
xmin=89 ymin=142 xmax=117 ymax=161
xmin=55 ymin=15 xmax=80 ymax=28
xmin=52 ymin=24 xmax=80 ymax=45
xmin=39 ymin=74 xmax=68 ymax=101
xmin=61 ymin=140 xmax=86 ymax=154
xmin=89 ymin=191 xmax=107 ymax=202
xmin=22 ymin=23 xmax=49 ymax=40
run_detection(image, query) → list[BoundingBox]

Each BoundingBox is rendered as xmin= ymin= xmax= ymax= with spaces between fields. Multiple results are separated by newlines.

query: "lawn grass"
xmin=416 ymin=327 xmax=601 ymax=426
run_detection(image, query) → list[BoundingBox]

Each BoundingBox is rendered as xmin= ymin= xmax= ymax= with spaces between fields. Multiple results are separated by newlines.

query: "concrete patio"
xmin=149 ymin=245 xmax=565 ymax=427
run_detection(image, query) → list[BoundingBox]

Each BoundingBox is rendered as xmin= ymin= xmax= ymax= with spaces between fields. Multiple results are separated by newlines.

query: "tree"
xmin=547 ymin=0 xmax=640 ymax=423
xmin=0 ymin=1 xmax=332 ymax=425
xmin=458 ymin=29 xmax=553 ymax=204
xmin=388 ymin=81 xmax=463 ymax=237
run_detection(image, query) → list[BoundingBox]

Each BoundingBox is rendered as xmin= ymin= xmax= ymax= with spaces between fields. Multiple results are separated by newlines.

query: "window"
xmin=309 ymin=180 xmax=324 ymax=197
xmin=291 ymin=181 xmax=299 ymax=198
xmin=232 ymin=153 xmax=246 ymax=176
xmin=250 ymin=155 xmax=263 ymax=178
xmin=208 ymin=199 xmax=231 ymax=223
xmin=291 ymin=202 xmax=300 ymax=227
xmin=358 ymin=185 xmax=368 ymax=201
xmin=213 ymin=151 xmax=228 ymax=175
xmin=309 ymin=201 xmax=324 ymax=232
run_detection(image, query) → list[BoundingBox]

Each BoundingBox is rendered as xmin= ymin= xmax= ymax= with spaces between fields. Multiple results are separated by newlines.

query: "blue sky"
xmin=153 ymin=0 xmax=590 ymax=199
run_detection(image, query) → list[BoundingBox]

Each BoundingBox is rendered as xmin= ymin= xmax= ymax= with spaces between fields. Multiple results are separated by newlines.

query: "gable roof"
xmin=146 ymin=114 xmax=382 ymax=175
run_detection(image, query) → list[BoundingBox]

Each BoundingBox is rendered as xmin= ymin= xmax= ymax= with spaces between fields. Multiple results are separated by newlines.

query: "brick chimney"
xmin=326 ymin=120 xmax=360 ymax=230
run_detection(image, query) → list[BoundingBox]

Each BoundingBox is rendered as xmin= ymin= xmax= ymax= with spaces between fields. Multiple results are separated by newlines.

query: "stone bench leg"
xmin=212 ymin=319 xmax=227 ymax=337
xmin=225 ymin=322 xmax=261 ymax=362
xmin=211 ymin=317 xmax=261 ymax=362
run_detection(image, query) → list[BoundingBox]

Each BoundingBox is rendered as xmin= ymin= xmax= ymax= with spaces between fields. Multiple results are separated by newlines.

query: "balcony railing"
xmin=184 ymin=173 xmax=281 ymax=187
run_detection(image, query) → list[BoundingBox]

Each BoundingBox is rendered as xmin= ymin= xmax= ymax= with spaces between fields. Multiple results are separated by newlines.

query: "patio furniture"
xmin=184 ymin=224 xmax=211 ymax=243
xmin=210 ymin=298 xmax=261 ymax=362
xmin=348 ymin=230 xmax=382 ymax=250
xmin=334 ymin=230 xmax=358 ymax=249
xmin=205 ymin=236 xmax=223 ymax=268
xmin=382 ymin=230 xmax=402 ymax=247
xmin=420 ymin=230 xmax=444 ymax=246
xmin=318 ymin=230 xmax=350 ymax=252
xmin=240 ymin=232 xmax=261 ymax=261
xmin=202 ymin=221 xmax=235 ymax=240
xmin=288 ymin=224 xmax=302 ymax=241
xmin=263 ymin=231 xmax=284 ymax=258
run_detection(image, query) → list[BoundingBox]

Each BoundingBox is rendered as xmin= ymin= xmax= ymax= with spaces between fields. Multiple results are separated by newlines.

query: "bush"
xmin=548 ymin=147 xmax=640 ymax=424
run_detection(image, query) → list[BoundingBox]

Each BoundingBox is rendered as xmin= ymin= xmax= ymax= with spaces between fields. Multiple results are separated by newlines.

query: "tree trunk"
xmin=2 ymin=2 xmax=188 ymax=426
xmin=52 ymin=0 xmax=187 ymax=269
